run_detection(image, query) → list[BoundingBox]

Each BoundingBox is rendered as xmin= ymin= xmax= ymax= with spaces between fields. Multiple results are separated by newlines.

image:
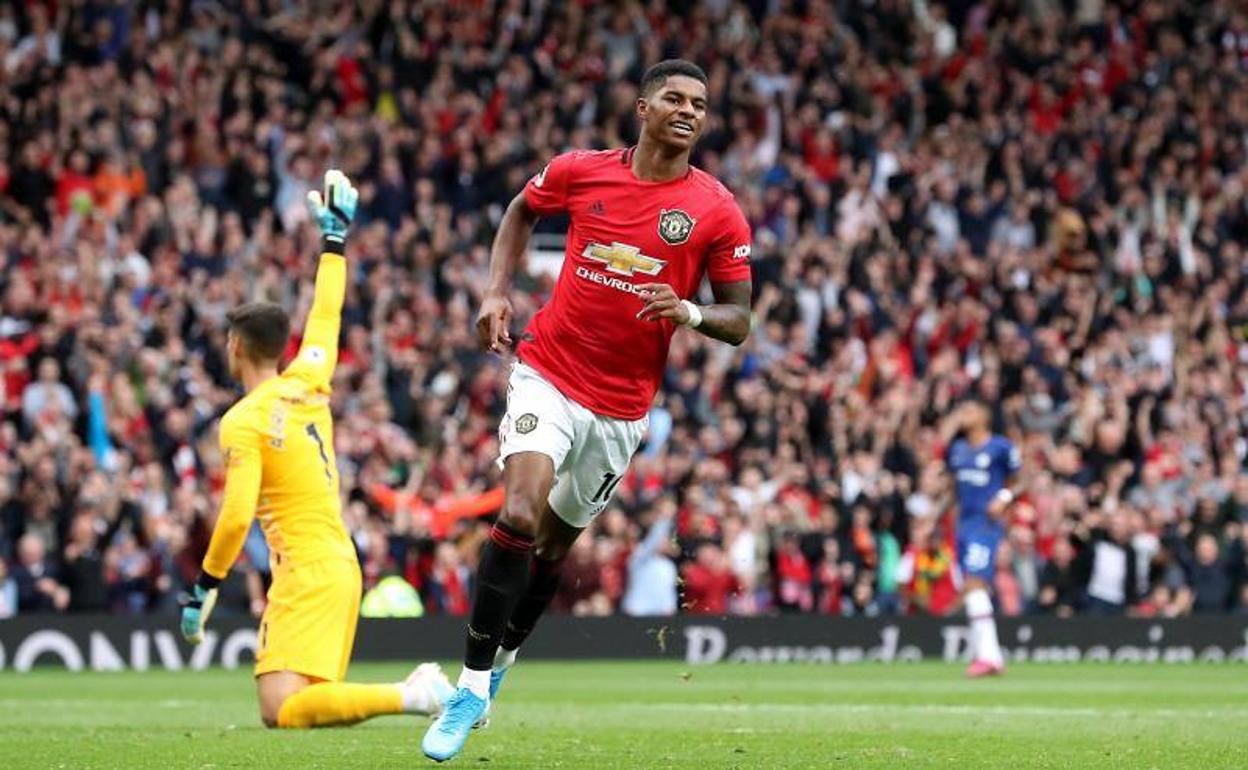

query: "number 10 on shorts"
xmin=591 ymin=472 xmax=624 ymax=503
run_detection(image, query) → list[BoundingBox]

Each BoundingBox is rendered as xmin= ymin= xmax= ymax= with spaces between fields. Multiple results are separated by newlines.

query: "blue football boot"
xmin=422 ymin=688 xmax=488 ymax=762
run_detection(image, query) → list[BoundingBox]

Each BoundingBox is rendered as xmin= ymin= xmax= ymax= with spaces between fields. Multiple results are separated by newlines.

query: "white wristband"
xmin=680 ymin=300 xmax=703 ymax=329
xmin=994 ymin=489 xmax=1015 ymax=505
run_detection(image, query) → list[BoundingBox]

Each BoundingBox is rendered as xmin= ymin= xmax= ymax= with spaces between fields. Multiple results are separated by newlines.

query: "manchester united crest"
xmin=515 ymin=413 xmax=539 ymax=434
xmin=657 ymin=209 xmax=696 ymax=245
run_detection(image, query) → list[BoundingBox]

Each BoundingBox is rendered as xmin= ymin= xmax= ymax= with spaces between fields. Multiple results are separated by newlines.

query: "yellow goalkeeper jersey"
xmin=202 ymin=252 xmax=355 ymax=578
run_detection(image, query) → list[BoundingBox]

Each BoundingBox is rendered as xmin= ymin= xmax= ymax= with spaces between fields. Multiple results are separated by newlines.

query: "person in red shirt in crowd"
xmin=803 ymin=126 xmax=840 ymax=183
xmin=681 ymin=542 xmax=741 ymax=615
xmin=54 ymin=149 xmax=94 ymax=215
xmin=897 ymin=515 xmax=962 ymax=617
xmin=426 ymin=542 xmax=471 ymax=616
xmin=426 ymin=59 xmax=753 ymax=759
xmin=815 ymin=537 xmax=846 ymax=615
xmin=0 ymin=330 xmax=39 ymax=413
xmin=849 ymin=503 xmax=879 ymax=570
xmin=774 ymin=530 xmax=814 ymax=612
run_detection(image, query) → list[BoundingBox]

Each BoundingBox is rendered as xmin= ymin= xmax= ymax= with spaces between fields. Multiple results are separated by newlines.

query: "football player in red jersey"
xmin=424 ymin=60 xmax=753 ymax=761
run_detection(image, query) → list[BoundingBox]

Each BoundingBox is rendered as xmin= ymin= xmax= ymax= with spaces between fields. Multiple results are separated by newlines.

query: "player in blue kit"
xmin=944 ymin=400 xmax=1021 ymax=677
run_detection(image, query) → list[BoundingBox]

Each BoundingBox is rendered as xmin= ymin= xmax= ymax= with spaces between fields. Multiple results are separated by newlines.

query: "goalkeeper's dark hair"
xmin=226 ymin=302 xmax=290 ymax=363
xmin=641 ymin=59 xmax=708 ymax=97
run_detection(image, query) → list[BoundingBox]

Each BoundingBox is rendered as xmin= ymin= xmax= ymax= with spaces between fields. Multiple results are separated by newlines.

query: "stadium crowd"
xmin=1 ymin=0 xmax=1247 ymax=621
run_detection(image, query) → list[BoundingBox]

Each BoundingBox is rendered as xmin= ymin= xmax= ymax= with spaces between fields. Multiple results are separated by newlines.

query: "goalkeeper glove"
xmin=306 ymin=168 xmax=358 ymax=249
xmin=180 ymin=572 xmax=221 ymax=645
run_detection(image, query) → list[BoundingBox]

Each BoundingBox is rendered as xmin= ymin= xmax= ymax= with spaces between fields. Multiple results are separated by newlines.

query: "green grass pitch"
xmin=1 ymin=662 xmax=1245 ymax=769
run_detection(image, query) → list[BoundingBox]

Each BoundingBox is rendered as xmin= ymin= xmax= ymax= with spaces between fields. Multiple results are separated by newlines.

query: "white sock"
xmin=493 ymin=646 xmax=518 ymax=672
xmin=399 ymin=681 xmax=432 ymax=714
xmin=458 ymin=667 xmax=491 ymax=700
xmin=965 ymin=588 xmax=1003 ymax=666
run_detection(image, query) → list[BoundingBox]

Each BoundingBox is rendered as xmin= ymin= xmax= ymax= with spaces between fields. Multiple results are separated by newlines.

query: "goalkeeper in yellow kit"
xmin=179 ymin=170 xmax=451 ymax=728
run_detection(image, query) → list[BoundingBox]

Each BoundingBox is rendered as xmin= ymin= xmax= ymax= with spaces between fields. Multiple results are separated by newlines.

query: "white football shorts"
xmin=498 ymin=361 xmax=649 ymax=528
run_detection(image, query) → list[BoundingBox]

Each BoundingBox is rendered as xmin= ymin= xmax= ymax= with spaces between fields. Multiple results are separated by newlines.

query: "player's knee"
xmin=259 ymin=702 xmax=282 ymax=729
xmin=256 ymin=678 xmax=302 ymax=728
xmin=499 ymin=496 xmax=541 ymax=533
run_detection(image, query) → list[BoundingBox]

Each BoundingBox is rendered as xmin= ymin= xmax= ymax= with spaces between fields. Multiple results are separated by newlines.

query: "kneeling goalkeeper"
xmin=180 ymin=170 xmax=451 ymax=727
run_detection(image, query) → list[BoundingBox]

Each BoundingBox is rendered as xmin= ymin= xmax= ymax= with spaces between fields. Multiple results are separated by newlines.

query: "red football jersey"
xmin=518 ymin=148 xmax=752 ymax=420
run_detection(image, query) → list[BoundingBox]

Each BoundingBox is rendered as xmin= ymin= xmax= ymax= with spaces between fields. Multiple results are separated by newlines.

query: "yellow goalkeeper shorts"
xmin=254 ymin=555 xmax=362 ymax=682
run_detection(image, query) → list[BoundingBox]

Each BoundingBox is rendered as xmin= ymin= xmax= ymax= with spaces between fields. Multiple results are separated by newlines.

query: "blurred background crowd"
xmin=1 ymin=0 xmax=1247 ymax=621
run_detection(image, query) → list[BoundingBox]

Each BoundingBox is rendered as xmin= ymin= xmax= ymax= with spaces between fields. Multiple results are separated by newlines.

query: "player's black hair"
xmin=226 ymin=301 xmax=290 ymax=363
xmin=640 ymin=59 xmax=708 ymax=97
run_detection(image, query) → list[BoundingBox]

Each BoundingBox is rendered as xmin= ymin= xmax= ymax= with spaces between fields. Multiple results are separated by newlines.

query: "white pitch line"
xmin=0 ymin=698 xmax=199 ymax=708
xmin=637 ymin=703 xmax=1248 ymax=720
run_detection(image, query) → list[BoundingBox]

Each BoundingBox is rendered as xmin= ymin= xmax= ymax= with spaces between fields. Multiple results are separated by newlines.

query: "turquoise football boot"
xmin=422 ymin=688 xmax=488 ymax=762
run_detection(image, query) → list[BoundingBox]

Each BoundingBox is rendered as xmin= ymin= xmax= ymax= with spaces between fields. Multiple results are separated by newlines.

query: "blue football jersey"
xmin=947 ymin=435 xmax=1020 ymax=528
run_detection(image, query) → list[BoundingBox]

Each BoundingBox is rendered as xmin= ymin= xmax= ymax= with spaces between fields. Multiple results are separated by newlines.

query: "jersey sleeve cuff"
xmin=321 ymin=237 xmax=345 ymax=255
xmin=708 ymin=267 xmax=753 ymax=284
xmin=522 ymin=186 xmax=552 ymax=216
xmin=197 ymin=571 xmax=223 ymax=590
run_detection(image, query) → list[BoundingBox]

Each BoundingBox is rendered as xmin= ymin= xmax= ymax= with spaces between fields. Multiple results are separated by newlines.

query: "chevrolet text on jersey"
xmin=575 ymin=266 xmax=649 ymax=295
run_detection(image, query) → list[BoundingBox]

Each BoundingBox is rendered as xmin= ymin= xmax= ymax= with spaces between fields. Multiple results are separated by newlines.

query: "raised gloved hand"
xmin=305 ymin=168 xmax=359 ymax=246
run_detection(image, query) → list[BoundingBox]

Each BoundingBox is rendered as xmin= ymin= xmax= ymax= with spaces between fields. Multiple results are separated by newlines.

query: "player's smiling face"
xmin=639 ymin=75 xmax=708 ymax=151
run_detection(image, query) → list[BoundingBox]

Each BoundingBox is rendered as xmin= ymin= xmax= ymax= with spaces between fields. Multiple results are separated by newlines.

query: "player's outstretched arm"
xmin=289 ymin=170 xmax=358 ymax=387
xmin=477 ymin=192 xmax=540 ymax=353
xmin=181 ymin=418 xmax=262 ymax=644
xmin=636 ymin=279 xmax=753 ymax=346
